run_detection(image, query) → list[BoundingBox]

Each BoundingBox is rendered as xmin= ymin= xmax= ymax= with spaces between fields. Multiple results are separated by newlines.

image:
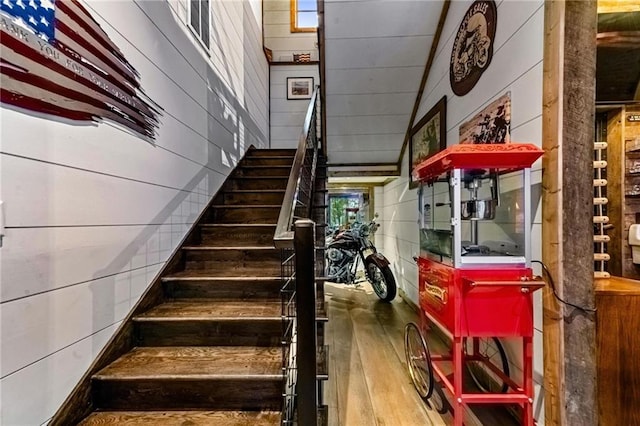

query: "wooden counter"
xmin=595 ymin=276 xmax=640 ymax=425
xmin=595 ymin=276 xmax=640 ymax=295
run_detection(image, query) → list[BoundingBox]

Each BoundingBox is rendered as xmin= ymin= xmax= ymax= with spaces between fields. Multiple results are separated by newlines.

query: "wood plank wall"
xmin=269 ymin=64 xmax=320 ymax=149
xmin=263 ymin=0 xmax=318 ymax=62
xmin=603 ymin=106 xmax=640 ymax=279
xmin=621 ymin=106 xmax=640 ymax=278
xmin=379 ymin=0 xmax=547 ymax=421
xmin=607 ymin=109 xmax=624 ymax=276
xmin=0 ymin=1 xmax=269 ymax=424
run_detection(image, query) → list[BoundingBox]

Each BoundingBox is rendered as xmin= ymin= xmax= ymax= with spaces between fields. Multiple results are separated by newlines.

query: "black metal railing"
xmin=274 ymin=86 xmax=320 ymax=245
xmin=275 ymin=86 xmax=321 ymax=426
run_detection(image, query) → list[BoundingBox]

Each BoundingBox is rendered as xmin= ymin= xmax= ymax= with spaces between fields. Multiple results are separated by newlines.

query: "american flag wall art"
xmin=0 ymin=0 xmax=162 ymax=139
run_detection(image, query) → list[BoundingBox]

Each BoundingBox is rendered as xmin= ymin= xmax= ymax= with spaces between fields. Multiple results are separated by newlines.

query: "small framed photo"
xmin=287 ymin=77 xmax=314 ymax=100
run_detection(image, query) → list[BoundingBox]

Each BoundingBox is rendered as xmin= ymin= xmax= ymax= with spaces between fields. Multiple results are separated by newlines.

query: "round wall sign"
xmin=449 ymin=0 xmax=497 ymax=96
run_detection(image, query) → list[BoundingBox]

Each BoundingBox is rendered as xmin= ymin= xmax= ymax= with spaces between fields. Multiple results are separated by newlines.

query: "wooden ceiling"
xmin=597 ymin=10 xmax=640 ymax=102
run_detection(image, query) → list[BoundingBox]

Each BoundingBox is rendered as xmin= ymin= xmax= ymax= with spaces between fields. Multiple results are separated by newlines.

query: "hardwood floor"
xmin=323 ymin=281 xmax=520 ymax=426
xmin=323 ymin=282 xmax=447 ymax=426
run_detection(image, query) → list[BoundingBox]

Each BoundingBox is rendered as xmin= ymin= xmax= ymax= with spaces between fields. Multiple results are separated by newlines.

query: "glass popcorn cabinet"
xmin=404 ymin=144 xmax=545 ymax=426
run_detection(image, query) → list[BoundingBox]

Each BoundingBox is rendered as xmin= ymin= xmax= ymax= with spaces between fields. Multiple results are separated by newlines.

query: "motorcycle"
xmin=325 ymin=215 xmax=397 ymax=302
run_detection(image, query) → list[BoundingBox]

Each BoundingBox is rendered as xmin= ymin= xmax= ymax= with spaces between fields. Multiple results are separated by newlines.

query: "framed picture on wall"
xmin=458 ymin=92 xmax=511 ymax=144
xmin=287 ymin=77 xmax=314 ymax=100
xmin=409 ymin=96 xmax=447 ymax=188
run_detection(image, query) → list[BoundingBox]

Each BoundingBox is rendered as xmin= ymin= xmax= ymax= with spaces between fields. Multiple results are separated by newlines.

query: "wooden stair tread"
xmin=94 ymin=347 xmax=282 ymax=380
xmin=199 ymin=223 xmax=276 ymax=227
xmin=242 ymin=165 xmax=291 ymax=169
xmin=134 ymin=300 xmax=282 ymax=320
xmin=245 ymin=155 xmax=294 ymax=159
xmin=210 ymin=205 xmax=282 ymax=208
xmin=232 ymin=176 xmax=287 ymax=180
xmin=198 ymin=223 xmax=278 ymax=229
xmin=167 ymin=269 xmax=281 ymax=278
xmin=78 ymin=410 xmax=281 ymax=426
xmin=224 ymin=189 xmax=286 ymax=193
xmin=162 ymin=275 xmax=281 ymax=282
xmin=182 ymin=246 xmax=276 ymax=250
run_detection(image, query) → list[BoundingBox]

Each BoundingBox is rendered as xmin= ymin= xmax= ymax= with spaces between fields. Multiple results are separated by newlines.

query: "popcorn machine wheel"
xmin=403 ymin=144 xmax=545 ymax=426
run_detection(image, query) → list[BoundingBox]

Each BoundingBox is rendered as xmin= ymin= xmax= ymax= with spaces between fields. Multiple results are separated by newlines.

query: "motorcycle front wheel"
xmin=365 ymin=260 xmax=397 ymax=302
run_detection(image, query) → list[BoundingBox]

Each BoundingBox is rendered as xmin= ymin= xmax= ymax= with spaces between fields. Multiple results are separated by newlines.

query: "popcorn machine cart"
xmin=404 ymin=144 xmax=545 ymax=426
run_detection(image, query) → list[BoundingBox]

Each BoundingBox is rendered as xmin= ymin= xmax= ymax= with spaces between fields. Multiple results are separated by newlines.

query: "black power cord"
xmin=532 ymin=260 xmax=597 ymax=314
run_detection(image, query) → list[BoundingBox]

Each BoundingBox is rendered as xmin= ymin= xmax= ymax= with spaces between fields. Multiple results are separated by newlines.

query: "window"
xmin=190 ymin=0 xmax=210 ymax=49
xmin=291 ymin=0 xmax=318 ymax=33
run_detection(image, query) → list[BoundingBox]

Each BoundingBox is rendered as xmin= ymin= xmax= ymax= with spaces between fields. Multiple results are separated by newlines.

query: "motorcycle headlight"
xmin=360 ymin=224 xmax=370 ymax=236
xmin=327 ymin=248 xmax=343 ymax=261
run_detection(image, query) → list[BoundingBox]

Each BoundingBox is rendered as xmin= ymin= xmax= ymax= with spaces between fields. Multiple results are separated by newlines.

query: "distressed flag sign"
xmin=0 ymin=0 xmax=162 ymax=139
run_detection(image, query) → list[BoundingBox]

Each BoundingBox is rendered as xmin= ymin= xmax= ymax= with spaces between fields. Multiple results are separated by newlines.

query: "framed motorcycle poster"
xmin=409 ymin=96 xmax=447 ymax=189
xmin=459 ymin=92 xmax=511 ymax=144
xmin=450 ymin=0 xmax=497 ymax=96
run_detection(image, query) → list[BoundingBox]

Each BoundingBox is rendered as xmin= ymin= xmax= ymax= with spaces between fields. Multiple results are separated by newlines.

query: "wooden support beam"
xmin=607 ymin=108 xmax=624 ymax=276
xmin=542 ymin=1 xmax=598 ymax=425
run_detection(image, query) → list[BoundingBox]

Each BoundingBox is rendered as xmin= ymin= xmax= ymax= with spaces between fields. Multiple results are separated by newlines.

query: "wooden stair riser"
xmin=178 ymin=265 xmax=281 ymax=277
xmin=199 ymin=225 xmax=277 ymax=246
xmin=243 ymin=156 xmax=294 ymax=166
xmin=234 ymin=166 xmax=291 ymax=177
xmin=220 ymin=191 xmax=285 ymax=205
xmin=224 ymin=178 xmax=288 ymax=191
xmin=92 ymin=379 xmax=282 ymax=411
xmin=207 ymin=206 xmax=281 ymax=223
xmin=248 ymin=149 xmax=296 ymax=157
xmin=163 ymin=279 xmax=282 ymax=300
xmin=135 ymin=320 xmax=283 ymax=347
xmin=182 ymin=249 xmax=282 ymax=273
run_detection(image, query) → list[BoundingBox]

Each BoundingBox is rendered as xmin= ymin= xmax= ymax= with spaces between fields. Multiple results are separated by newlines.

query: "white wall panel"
xmin=0 ymin=111 xmax=228 ymax=195
xmin=325 ymin=67 xmax=423 ymax=95
xmin=327 ymin=115 xmax=408 ymax=136
xmin=2 ymin=154 xmax=215 ymax=228
xmin=325 ymin=150 xmax=402 ymax=164
xmin=269 ymin=64 xmax=320 ymax=149
xmin=326 ymin=93 xmax=413 ymax=117
xmin=324 ymin=1 xmax=441 ymax=39
xmin=271 ymin=112 xmax=308 ymax=127
xmin=0 ymin=0 xmax=268 ymax=422
xmin=325 ymin=36 xmax=432 ymax=70
xmin=0 ymin=323 xmax=119 ymax=426
xmin=1 ymin=264 xmax=162 ymax=378
xmin=328 ymin=134 xmax=405 ymax=154
xmin=1 ymin=226 xmax=179 ymax=303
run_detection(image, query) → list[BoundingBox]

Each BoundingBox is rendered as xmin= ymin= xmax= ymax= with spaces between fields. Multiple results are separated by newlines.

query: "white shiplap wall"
xmin=270 ymin=64 xmax=320 ymax=148
xmin=377 ymin=1 xmax=546 ymax=422
xmin=0 ymin=1 xmax=268 ymax=424
xmin=264 ymin=0 xmax=318 ymax=62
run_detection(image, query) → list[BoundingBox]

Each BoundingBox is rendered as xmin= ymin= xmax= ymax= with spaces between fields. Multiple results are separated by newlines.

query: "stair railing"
xmin=275 ymin=86 xmax=321 ymax=426
xmin=274 ymin=86 xmax=320 ymax=246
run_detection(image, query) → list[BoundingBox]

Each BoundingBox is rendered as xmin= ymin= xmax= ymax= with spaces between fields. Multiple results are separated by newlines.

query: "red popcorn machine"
xmin=404 ymin=143 xmax=545 ymax=426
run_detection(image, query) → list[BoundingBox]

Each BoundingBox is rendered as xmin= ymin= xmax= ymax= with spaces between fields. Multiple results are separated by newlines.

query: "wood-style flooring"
xmin=323 ymin=281 xmax=446 ymax=426
xmin=323 ymin=281 xmax=520 ymax=426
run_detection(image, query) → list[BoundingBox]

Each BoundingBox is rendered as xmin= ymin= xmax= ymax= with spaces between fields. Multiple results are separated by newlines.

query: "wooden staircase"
xmin=52 ymin=148 xmax=327 ymax=425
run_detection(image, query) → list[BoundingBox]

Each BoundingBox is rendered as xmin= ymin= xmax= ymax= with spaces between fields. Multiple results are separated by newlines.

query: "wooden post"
xmin=542 ymin=1 xmax=598 ymax=425
xmin=294 ymin=219 xmax=318 ymax=426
